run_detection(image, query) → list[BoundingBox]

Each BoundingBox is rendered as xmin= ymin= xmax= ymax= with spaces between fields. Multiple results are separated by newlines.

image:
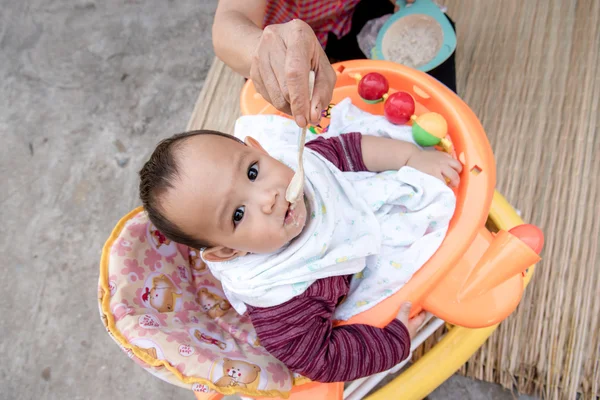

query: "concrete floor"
xmin=0 ymin=1 xmax=536 ymax=399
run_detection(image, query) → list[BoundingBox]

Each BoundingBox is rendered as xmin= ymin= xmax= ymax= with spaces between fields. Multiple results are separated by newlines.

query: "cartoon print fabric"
xmin=226 ymin=98 xmax=456 ymax=320
xmin=98 ymin=213 xmax=292 ymax=397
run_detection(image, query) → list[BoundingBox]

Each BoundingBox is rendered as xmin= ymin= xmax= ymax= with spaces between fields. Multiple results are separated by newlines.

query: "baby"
xmin=139 ymin=126 xmax=461 ymax=383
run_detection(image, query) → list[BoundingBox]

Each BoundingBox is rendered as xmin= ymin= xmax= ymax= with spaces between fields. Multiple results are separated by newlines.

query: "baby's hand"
xmin=406 ymin=150 xmax=462 ymax=187
xmin=396 ymin=302 xmax=427 ymax=339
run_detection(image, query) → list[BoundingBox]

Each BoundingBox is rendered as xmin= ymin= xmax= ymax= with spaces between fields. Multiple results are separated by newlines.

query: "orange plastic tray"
xmin=240 ymin=60 xmax=541 ymax=329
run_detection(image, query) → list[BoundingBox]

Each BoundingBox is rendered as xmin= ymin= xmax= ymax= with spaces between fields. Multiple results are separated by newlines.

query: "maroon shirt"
xmin=263 ymin=0 xmax=362 ymax=48
xmin=247 ymin=133 xmax=411 ymax=383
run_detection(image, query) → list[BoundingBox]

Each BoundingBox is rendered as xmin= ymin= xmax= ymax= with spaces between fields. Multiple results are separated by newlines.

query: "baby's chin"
xmin=246 ymin=222 xmax=306 ymax=255
xmin=253 ymin=201 xmax=307 ymax=254
xmin=244 ymin=197 xmax=309 ymax=255
xmin=287 ymin=219 xmax=306 ymax=242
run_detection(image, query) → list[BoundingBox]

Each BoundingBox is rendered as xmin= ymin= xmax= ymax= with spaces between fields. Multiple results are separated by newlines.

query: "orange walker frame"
xmin=193 ymin=60 xmax=543 ymax=400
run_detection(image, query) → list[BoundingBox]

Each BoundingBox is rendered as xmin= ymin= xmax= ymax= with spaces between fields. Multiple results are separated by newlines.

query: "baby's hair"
xmin=139 ymin=130 xmax=244 ymax=250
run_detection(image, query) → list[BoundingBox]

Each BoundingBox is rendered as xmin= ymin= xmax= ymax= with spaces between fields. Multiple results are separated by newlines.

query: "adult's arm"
xmin=212 ymin=0 xmax=266 ymax=78
xmin=212 ymin=0 xmax=337 ymax=127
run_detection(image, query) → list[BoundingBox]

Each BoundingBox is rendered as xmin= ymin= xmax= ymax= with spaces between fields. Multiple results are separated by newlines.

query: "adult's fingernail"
xmin=295 ymin=116 xmax=307 ymax=127
xmin=313 ymin=104 xmax=322 ymax=123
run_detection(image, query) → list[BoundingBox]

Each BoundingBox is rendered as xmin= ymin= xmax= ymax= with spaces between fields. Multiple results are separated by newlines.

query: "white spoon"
xmin=285 ymin=70 xmax=315 ymax=207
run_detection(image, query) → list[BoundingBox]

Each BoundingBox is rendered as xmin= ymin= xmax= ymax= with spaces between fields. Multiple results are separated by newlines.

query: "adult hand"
xmin=250 ymin=19 xmax=337 ymax=128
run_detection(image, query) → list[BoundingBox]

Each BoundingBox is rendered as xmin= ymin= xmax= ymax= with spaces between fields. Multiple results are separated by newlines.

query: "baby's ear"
xmin=244 ymin=136 xmax=268 ymax=155
xmin=202 ymin=246 xmax=247 ymax=262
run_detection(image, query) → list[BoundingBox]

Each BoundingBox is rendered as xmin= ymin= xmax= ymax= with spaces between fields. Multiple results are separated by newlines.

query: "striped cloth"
xmin=247 ymin=133 xmax=411 ymax=383
xmin=263 ymin=0 xmax=362 ymax=47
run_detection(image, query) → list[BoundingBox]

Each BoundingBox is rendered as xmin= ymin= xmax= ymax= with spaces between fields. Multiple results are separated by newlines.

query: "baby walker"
xmin=98 ymin=60 xmax=543 ymax=400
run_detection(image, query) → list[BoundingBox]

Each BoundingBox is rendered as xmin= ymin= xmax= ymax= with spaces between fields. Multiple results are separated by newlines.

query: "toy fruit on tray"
xmin=357 ymin=72 xmax=390 ymax=103
xmin=412 ymin=112 xmax=452 ymax=152
xmin=350 ymin=71 xmax=453 ymax=153
xmin=384 ymin=91 xmax=416 ymax=125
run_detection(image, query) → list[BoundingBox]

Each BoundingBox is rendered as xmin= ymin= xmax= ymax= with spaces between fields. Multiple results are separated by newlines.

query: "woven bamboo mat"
xmin=438 ymin=1 xmax=600 ymax=398
xmin=186 ymin=58 xmax=245 ymax=133
xmin=187 ymin=0 xmax=599 ymax=396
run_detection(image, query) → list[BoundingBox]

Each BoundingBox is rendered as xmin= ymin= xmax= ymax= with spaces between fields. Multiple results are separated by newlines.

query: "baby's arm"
xmin=361 ymin=135 xmax=462 ymax=187
xmin=361 ymin=134 xmax=420 ymax=172
xmin=306 ymin=133 xmax=462 ymax=187
xmin=247 ymin=279 xmax=412 ymax=382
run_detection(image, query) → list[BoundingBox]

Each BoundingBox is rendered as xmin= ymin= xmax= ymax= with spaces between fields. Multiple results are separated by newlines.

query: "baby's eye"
xmin=247 ymin=163 xmax=259 ymax=181
xmin=233 ymin=206 xmax=245 ymax=225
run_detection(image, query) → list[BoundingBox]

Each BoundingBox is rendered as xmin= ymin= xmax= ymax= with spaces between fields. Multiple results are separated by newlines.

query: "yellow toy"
xmin=411 ymin=112 xmax=453 ymax=153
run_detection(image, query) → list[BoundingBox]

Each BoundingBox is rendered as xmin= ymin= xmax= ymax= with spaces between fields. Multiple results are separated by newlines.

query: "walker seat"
xmin=99 ymin=211 xmax=299 ymax=398
xmin=99 ymin=60 xmax=543 ymax=400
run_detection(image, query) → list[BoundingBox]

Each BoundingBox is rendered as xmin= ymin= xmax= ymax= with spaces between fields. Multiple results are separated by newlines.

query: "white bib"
xmin=205 ymin=98 xmax=456 ymax=319
xmin=205 ymin=145 xmax=382 ymax=315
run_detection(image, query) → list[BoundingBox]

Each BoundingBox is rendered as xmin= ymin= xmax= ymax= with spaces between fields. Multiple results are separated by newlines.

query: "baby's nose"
xmin=260 ymin=189 xmax=278 ymax=214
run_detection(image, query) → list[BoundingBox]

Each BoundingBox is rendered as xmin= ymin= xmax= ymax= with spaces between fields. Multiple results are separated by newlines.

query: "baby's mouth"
xmin=284 ymin=204 xmax=293 ymax=225
xmin=285 ymin=193 xmax=310 ymax=228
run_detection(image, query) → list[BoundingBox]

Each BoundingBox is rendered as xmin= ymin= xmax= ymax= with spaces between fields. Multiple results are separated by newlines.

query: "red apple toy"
xmin=357 ymin=73 xmax=389 ymax=103
xmin=384 ymin=91 xmax=416 ymax=125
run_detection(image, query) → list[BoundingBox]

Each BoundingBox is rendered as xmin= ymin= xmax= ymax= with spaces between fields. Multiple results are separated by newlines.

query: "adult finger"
xmin=262 ymin=62 xmax=292 ymax=115
xmin=249 ymin=45 xmax=273 ymax=109
xmin=260 ymin=26 xmax=291 ymax=113
xmin=269 ymin=50 xmax=292 ymax=111
xmin=309 ymin=53 xmax=336 ymax=124
xmin=283 ymin=20 xmax=316 ymax=127
xmin=250 ymin=28 xmax=289 ymax=114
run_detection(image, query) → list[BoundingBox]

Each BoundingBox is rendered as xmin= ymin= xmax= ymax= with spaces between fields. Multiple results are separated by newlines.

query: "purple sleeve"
xmin=247 ymin=277 xmax=411 ymax=383
xmin=305 ymin=132 xmax=369 ymax=172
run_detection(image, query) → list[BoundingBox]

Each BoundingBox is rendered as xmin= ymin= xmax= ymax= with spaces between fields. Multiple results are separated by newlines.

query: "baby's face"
xmin=161 ymin=134 xmax=307 ymax=258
